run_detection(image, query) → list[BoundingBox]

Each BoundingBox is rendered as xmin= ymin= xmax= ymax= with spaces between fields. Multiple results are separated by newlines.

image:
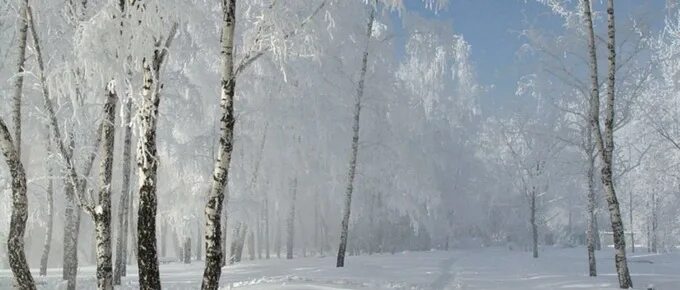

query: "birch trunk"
xmin=585 ymin=136 xmax=597 ymax=276
xmin=39 ymin=128 xmax=55 ymax=276
xmin=0 ymin=117 xmax=35 ymax=290
xmin=136 ymin=58 xmax=162 ymax=290
xmin=136 ymin=24 xmax=177 ymax=289
xmin=287 ymin=178 xmax=297 ymax=260
xmin=583 ymin=0 xmax=632 ymax=287
xmin=265 ymin=195 xmax=270 ymax=259
xmin=114 ymin=100 xmax=133 ymax=285
xmin=93 ymin=84 xmax=118 ymax=290
xmin=12 ymin=0 xmax=29 ymax=159
xmin=629 ymin=191 xmax=634 ymax=253
xmin=201 ymin=0 xmax=236 ymax=288
xmin=63 ymin=191 xmax=81 ymax=290
xmin=651 ymin=191 xmax=658 ymax=253
xmin=113 ymin=0 xmax=133 ymax=282
xmin=530 ymin=188 xmax=538 ymax=259
xmin=337 ymin=4 xmax=374 ymax=268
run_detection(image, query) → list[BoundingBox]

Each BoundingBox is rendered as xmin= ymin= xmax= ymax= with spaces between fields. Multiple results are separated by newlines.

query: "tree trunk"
xmin=651 ymin=191 xmax=658 ymax=253
xmin=92 ymin=84 xmax=117 ymax=290
xmin=113 ymin=0 xmax=133 ymax=283
xmin=586 ymin=140 xmax=597 ymax=276
xmin=287 ymin=178 xmax=297 ymax=260
xmin=314 ymin=193 xmax=319 ymax=255
xmin=201 ymin=0 xmax=236 ymax=288
xmin=129 ymin=188 xmax=137 ymax=263
xmin=136 ymin=24 xmax=176 ymax=289
xmin=12 ymin=0 xmax=29 ymax=159
xmin=276 ymin=215 xmax=281 ymax=259
xmin=257 ymin=209 xmax=263 ymax=260
xmin=136 ymin=57 xmax=162 ymax=290
xmin=40 ymin=128 xmax=55 ymax=276
xmin=629 ymin=191 xmax=634 ymax=253
xmin=229 ymin=222 xmax=240 ymax=265
xmin=114 ymin=100 xmax=133 ymax=285
xmin=583 ymin=0 xmax=632 ymax=287
xmin=235 ymin=224 xmax=247 ymax=263
xmin=28 ymin=6 xmax=95 ymax=288
xmin=0 ymin=116 xmax=35 ymax=290
xmin=248 ymin=232 xmax=255 ymax=261
xmin=63 ymin=194 xmax=81 ymax=290
xmin=337 ymin=4 xmax=374 ymax=268
xmin=221 ymin=204 xmax=228 ymax=266
xmin=196 ymin=219 xmax=202 ymax=261
xmin=265 ymin=195 xmax=270 ymax=259
xmin=161 ymin=220 xmax=167 ymax=258
xmin=530 ymin=189 xmax=538 ymax=259
xmin=184 ymin=237 xmax=191 ymax=264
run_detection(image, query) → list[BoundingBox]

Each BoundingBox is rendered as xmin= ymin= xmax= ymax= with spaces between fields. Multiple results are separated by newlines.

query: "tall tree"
xmin=12 ymin=0 xmax=28 ymax=159
xmin=337 ymin=2 xmax=375 ymax=268
xmin=0 ymin=118 xmax=35 ymax=289
xmin=0 ymin=10 xmax=35 ymax=281
xmin=136 ymin=23 xmax=177 ymax=289
xmin=583 ymin=0 xmax=632 ymax=287
xmin=28 ymin=6 xmax=100 ymax=288
xmin=113 ymin=0 xmax=134 ymax=283
xmin=39 ymin=127 xmax=55 ymax=276
xmin=92 ymin=83 xmax=118 ymax=290
xmin=286 ymin=178 xmax=297 ymax=260
xmin=201 ymin=0 xmax=237 ymax=288
xmin=114 ymin=99 xmax=133 ymax=285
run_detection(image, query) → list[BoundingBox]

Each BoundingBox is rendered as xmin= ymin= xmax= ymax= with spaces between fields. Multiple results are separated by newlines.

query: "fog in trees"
xmin=1 ymin=0 xmax=680 ymax=289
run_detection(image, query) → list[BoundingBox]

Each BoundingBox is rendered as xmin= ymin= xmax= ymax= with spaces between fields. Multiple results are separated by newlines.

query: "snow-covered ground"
xmin=2 ymin=247 xmax=679 ymax=289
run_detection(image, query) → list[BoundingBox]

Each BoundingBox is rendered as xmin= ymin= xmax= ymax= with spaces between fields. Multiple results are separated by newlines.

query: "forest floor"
xmin=1 ymin=246 xmax=679 ymax=289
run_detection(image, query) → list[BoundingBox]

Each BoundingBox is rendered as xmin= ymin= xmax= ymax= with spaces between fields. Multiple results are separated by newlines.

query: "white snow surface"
xmin=1 ymin=247 xmax=680 ymax=289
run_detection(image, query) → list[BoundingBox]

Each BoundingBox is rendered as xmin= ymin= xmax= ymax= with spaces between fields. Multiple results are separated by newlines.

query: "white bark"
xmin=337 ymin=3 xmax=374 ymax=268
xmin=113 ymin=100 xmax=133 ymax=285
xmin=201 ymin=0 xmax=236 ymax=288
xmin=583 ymin=0 xmax=632 ymax=287
xmin=93 ymin=83 xmax=118 ymax=290
xmin=12 ymin=0 xmax=28 ymax=159
xmin=585 ymin=133 xmax=597 ymax=276
xmin=0 ymin=109 xmax=35 ymax=290
xmin=136 ymin=24 xmax=177 ymax=290
xmin=39 ymin=127 xmax=55 ymax=276
xmin=114 ymin=0 xmax=133 ymax=282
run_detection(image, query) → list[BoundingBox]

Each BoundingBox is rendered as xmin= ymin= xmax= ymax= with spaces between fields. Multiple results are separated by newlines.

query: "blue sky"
xmin=401 ymin=0 xmax=666 ymax=111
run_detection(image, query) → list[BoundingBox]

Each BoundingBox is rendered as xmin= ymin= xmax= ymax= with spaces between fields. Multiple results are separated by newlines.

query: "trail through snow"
xmin=1 ymin=247 xmax=679 ymax=289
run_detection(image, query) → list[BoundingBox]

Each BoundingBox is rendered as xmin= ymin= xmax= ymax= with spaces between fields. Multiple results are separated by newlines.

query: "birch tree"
xmin=583 ymin=0 xmax=632 ymax=287
xmin=201 ymin=1 xmax=237 ymax=287
xmin=136 ymin=22 xmax=178 ymax=289
xmin=286 ymin=178 xmax=297 ymax=259
xmin=11 ymin=0 xmax=28 ymax=160
xmin=28 ymin=5 xmax=111 ymax=288
xmin=336 ymin=2 xmax=375 ymax=268
xmin=113 ymin=0 xmax=135 ymax=283
xmin=39 ymin=127 xmax=55 ymax=276
xmin=0 ymin=118 xmax=35 ymax=289
xmin=91 ymin=83 xmax=118 ymax=290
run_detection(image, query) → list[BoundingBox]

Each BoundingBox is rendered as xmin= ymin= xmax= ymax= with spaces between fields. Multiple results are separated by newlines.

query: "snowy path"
xmin=1 ymin=247 xmax=680 ymax=289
